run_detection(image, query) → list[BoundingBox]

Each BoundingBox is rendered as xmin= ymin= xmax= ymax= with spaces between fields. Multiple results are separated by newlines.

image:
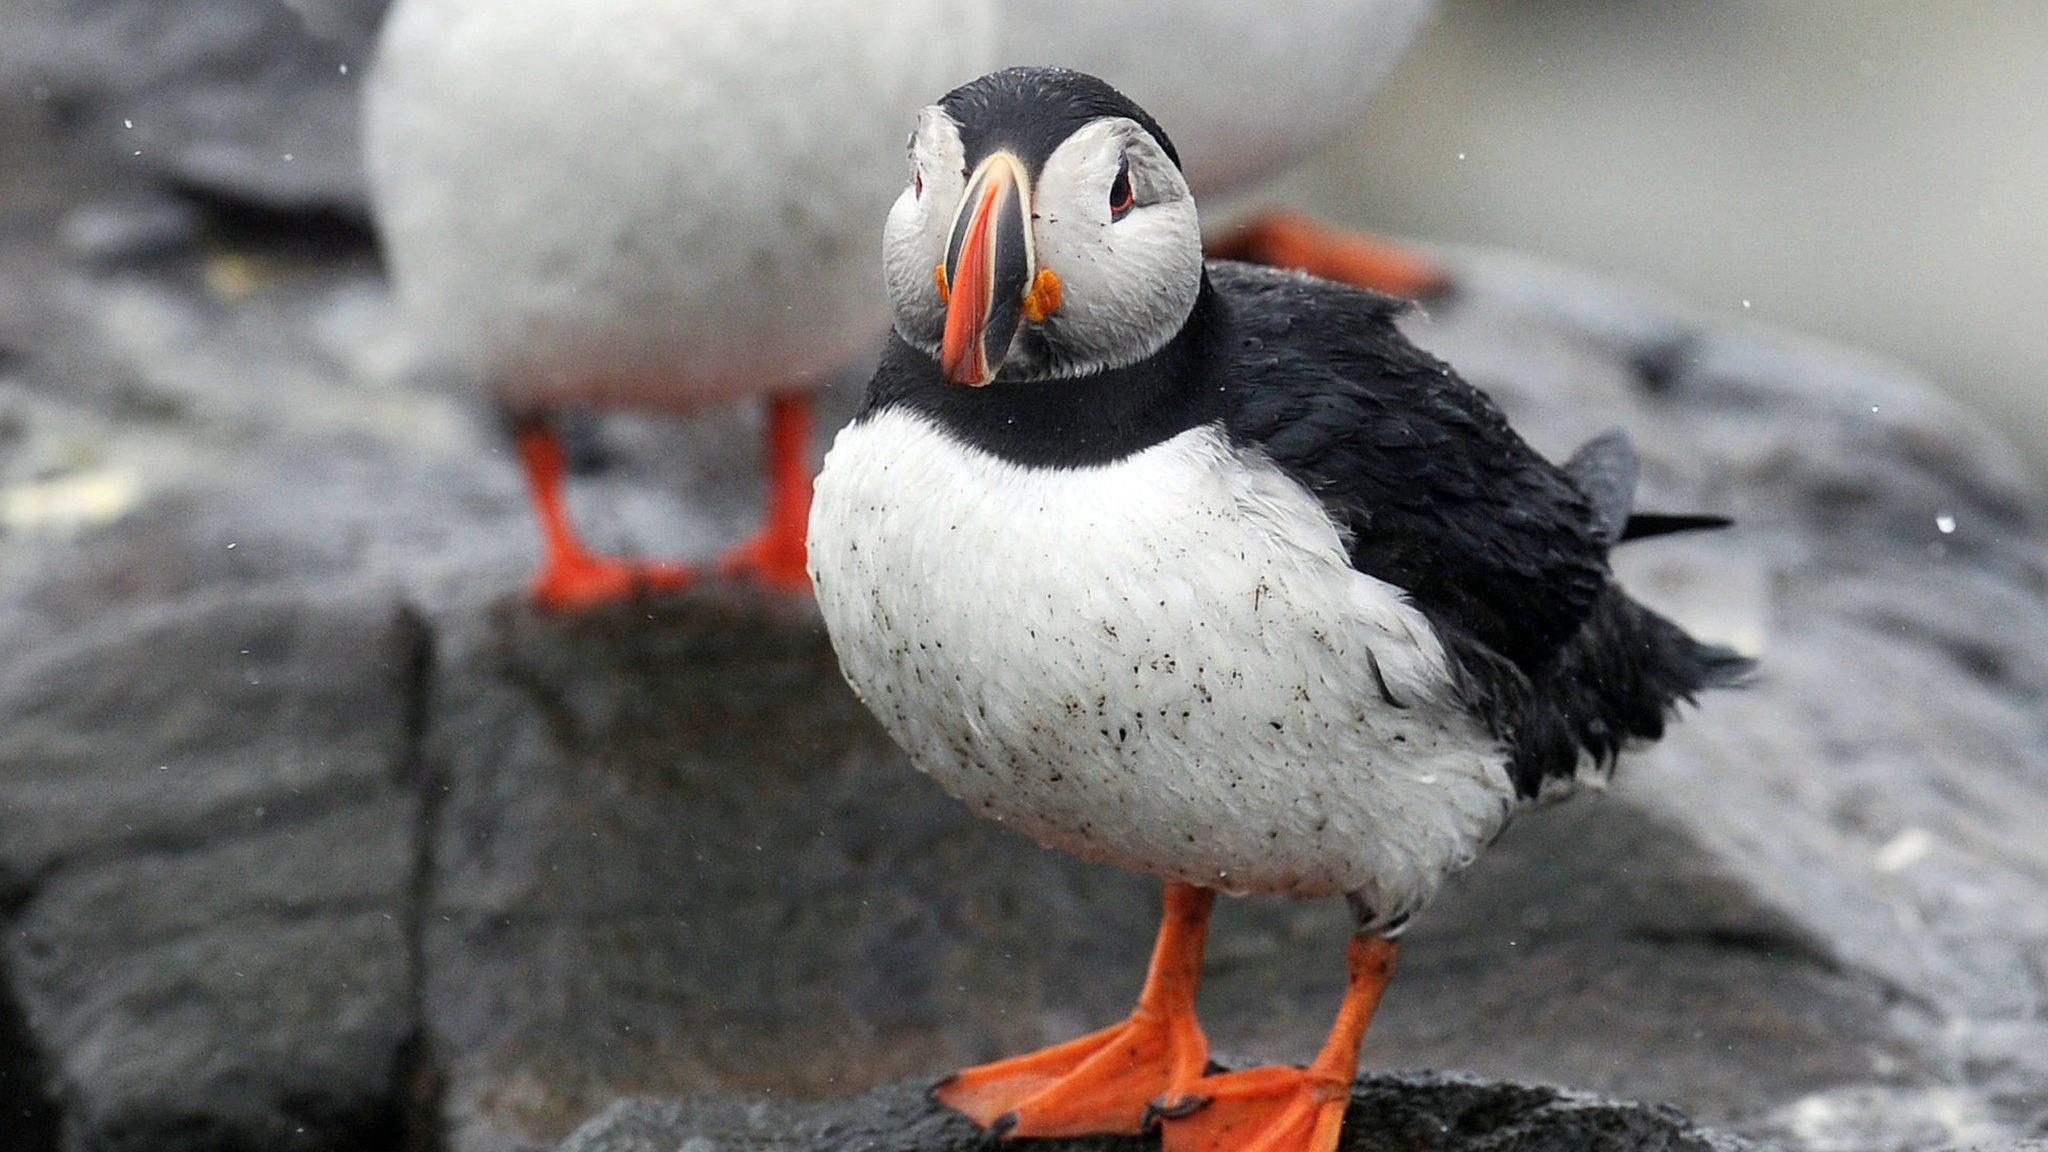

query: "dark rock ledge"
xmin=557 ymin=1074 xmax=1759 ymax=1152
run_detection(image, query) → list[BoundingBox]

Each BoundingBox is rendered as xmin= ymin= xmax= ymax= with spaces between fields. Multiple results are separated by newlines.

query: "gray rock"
xmin=1753 ymin=1084 xmax=2036 ymax=1152
xmin=57 ymin=195 xmax=201 ymax=266
xmin=0 ymin=591 xmax=424 ymax=880
xmin=556 ymin=1075 xmax=1757 ymax=1152
xmin=416 ymin=587 xmax=925 ymax=1152
xmin=0 ymin=0 xmax=389 ymax=213
xmin=0 ymin=593 xmax=428 ymax=1152
xmin=1415 ymin=255 xmax=2048 ymax=1141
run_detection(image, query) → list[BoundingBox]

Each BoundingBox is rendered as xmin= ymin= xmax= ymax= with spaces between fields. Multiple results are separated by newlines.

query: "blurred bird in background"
xmin=363 ymin=0 xmax=989 ymax=610
xmin=363 ymin=0 xmax=1440 ymax=611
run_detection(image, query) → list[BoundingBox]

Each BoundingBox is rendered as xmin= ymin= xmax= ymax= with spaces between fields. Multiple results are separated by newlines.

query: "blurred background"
xmin=1279 ymin=1 xmax=2048 ymax=476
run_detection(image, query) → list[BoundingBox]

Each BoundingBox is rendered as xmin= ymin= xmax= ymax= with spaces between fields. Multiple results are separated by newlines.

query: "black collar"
xmin=863 ymin=277 xmax=1225 ymax=469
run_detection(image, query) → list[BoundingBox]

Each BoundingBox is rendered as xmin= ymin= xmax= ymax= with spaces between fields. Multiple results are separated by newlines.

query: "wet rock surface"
xmin=2 ymin=95 xmax=2047 ymax=1152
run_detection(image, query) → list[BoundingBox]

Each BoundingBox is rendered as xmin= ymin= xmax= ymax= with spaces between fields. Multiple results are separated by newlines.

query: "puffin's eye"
xmin=1109 ymin=154 xmax=1134 ymax=220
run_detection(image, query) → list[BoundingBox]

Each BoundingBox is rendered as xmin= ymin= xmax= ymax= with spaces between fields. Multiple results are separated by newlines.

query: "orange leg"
xmin=1207 ymin=209 xmax=1449 ymax=299
xmin=513 ymin=422 xmax=695 ymax=612
xmin=935 ymin=884 xmax=1216 ymax=1138
xmin=715 ymin=392 xmax=814 ymax=592
xmin=1158 ymin=934 xmax=1399 ymax=1152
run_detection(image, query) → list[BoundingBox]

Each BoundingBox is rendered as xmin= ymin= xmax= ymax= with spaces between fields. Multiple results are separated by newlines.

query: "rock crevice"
xmin=0 ymin=943 xmax=63 ymax=1152
xmin=397 ymin=603 xmax=447 ymax=1152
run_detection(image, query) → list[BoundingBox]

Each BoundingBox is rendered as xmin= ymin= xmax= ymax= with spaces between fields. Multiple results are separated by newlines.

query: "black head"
xmin=883 ymin=67 xmax=1205 ymax=386
xmin=937 ymin=67 xmax=1182 ymax=179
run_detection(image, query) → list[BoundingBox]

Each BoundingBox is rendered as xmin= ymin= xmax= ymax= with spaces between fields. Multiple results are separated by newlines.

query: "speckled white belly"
xmin=810 ymin=407 xmax=1514 ymax=914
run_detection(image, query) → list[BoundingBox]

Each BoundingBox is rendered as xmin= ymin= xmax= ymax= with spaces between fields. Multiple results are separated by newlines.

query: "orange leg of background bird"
xmin=1207 ymin=209 xmax=1449 ymax=299
xmin=1159 ymin=934 xmax=1399 ymax=1152
xmin=715 ymin=392 xmax=813 ymax=592
xmin=935 ymin=884 xmax=1216 ymax=1139
xmin=514 ymin=424 xmax=695 ymax=612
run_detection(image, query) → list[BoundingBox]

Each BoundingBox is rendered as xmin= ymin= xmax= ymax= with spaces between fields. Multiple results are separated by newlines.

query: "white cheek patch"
xmin=1028 ymin=121 xmax=1203 ymax=377
xmin=1036 ymin=130 xmax=1126 ymax=228
xmin=884 ymin=108 xmax=970 ymax=349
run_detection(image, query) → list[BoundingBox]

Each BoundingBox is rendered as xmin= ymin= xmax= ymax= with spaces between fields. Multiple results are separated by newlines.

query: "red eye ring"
xmin=913 ymin=171 xmax=923 ymax=197
xmin=1109 ymin=154 xmax=1134 ymax=219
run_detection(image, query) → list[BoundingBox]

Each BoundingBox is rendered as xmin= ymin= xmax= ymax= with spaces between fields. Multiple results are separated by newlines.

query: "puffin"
xmin=1001 ymin=0 xmax=1447 ymax=298
xmin=807 ymin=68 xmax=1750 ymax=1152
xmin=361 ymin=0 xmax=989 ymax=609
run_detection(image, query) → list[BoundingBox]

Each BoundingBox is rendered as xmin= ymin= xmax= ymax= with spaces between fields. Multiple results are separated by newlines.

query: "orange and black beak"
xmin=939 ymin=151 xmax=1038 ymax=386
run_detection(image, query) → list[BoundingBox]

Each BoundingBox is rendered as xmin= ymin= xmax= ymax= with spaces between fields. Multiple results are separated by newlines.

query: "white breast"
xmin=363 ymin=0 xmax=994 ymax=411
xmin=809 ymin=407 xmax=1513 ymax=916
xmin=996 ymin=0 xmax=1434 ymax=198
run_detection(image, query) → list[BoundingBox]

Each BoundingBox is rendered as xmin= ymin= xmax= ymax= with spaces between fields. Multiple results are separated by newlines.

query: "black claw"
xmin=1142 ymin=1093 xmax=1211 ymax=1129
xmin=989 ymin=1111 xmax=1020 ymax=1140
xmin=931 ymin=1072 xmax=960 ymax=1093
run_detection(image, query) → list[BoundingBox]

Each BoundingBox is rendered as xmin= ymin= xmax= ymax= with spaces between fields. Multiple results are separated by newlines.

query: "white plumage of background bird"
xmin=363 ymin=0 xmax=992 ymax=609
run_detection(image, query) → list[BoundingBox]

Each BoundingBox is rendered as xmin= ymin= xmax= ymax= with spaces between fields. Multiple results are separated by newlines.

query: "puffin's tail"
xmin=1535 ymin=587 xmax=1754 ymax=789
xmin=1551 ymin=428 xmax=1755 ymax=764
xmin=1483 ymin=429 xmax=1752 ymax=798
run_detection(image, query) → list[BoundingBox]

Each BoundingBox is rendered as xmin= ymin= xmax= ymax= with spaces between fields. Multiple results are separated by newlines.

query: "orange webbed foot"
xmin=935 ymin=1003 xmax=1210 ymax=1138
xmin=1159 ymin=934 xmax=1399 ymax=1152
xmin=936 ymin=884 xmax=1216 ymax=1138
xmin=1156 ymin=1065 xmax=1351 ymax=1152
xmin=513 ymin=419 xmax=697 ymax=612
xmin=714 ymin=530 xmax=810 ymax=593
xmin=530 ymin=552 xmax=695 ymax=613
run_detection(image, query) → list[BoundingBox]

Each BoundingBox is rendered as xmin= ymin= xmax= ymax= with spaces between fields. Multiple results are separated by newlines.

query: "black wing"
xmin=1211 ymin=261 xmax=1610 ymax=674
